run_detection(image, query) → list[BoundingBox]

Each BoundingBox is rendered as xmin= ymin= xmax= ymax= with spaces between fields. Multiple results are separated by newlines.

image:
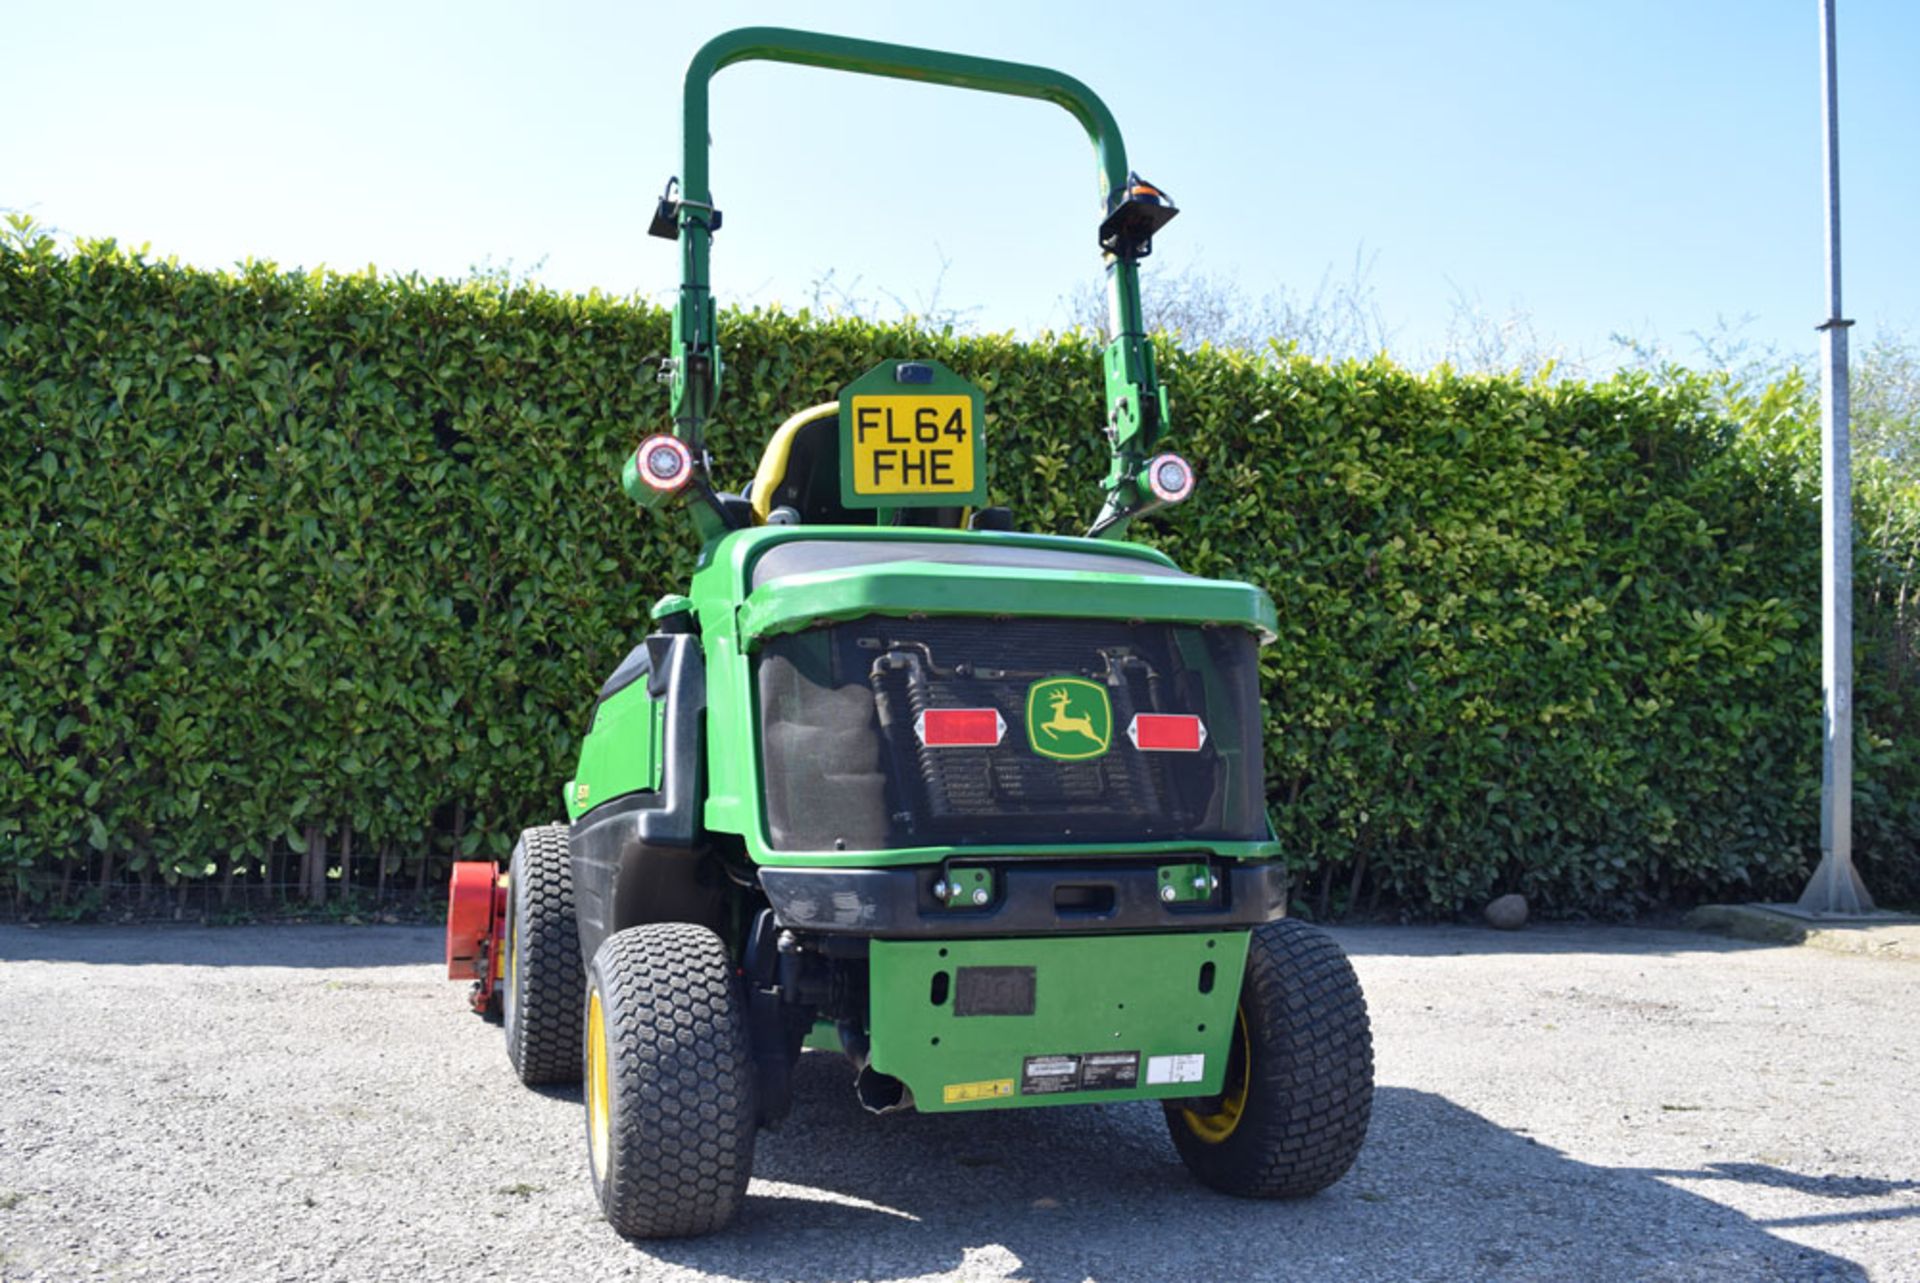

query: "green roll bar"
xmin=650 ymin=26 xmax=1176 ymax=539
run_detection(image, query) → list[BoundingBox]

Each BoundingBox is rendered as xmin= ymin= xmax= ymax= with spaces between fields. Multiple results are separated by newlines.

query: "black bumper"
xmin=758 ymin=859 xmax=1288 ymax=939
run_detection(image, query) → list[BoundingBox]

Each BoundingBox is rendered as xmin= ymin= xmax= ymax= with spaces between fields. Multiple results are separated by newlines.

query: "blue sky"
xmin=5 ymin=1 xmax=1915 ymax=371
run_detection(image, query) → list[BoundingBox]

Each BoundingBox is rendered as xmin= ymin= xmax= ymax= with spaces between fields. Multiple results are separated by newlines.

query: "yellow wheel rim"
xmin=586 ymin=989 xmax=610 ymax=1182
xmin=508 ymin=915 xmax=519 ymax=1014
xmin=1182 ymin=1008 xmax=1252 ymax=1144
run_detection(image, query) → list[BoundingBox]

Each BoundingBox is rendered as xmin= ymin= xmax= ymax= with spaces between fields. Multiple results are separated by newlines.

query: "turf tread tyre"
xmin=504 ymin=824 xmax=583 ymax=1085
xmin=587 ymin=923 xmax=756 ymax=1239
xmin=1166 ymin=917 xmax=1373 ymax=1197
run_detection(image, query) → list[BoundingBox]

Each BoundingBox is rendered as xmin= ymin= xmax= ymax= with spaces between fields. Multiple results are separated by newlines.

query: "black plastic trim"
xmin=569 ymin=635 xmax=712 ymax=962
xmin=596 ymin=642 xmax=653 ymax=703
xmin=758 ymin=859 xmax=1288 ymax=939
xmin=644 ymin=636 xmax=678 ymax=697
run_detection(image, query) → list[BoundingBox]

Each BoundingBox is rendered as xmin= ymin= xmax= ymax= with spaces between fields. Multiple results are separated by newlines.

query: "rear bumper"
xmin=868 ymin=931 xmax=1250 ymax=1112
xmin=758 ymin=858 xmax=1288 ymax=938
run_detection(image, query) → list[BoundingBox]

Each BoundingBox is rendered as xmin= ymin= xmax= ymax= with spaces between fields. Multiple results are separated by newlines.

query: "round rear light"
xmin=1145 ymin=452 xmax=1195 ymax=504
xmin=635 ymin=434 xmax=692 ymax=492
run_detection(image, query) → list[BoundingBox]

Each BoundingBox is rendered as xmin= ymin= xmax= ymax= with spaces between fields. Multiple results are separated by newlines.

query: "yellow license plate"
xmin=848 ymin=394 xmax=975 ymax=496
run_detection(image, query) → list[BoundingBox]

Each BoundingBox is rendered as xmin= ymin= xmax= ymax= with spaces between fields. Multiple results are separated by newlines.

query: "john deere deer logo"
xmin=1025 ymin=677 xmax=1112 ymax=761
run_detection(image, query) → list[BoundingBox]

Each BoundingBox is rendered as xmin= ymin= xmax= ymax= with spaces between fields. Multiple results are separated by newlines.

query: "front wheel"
xmin=1165 ymin=918 xmax=1373 ymax=1197
xmin=585 ymin=923 xmax=757 ymax=1238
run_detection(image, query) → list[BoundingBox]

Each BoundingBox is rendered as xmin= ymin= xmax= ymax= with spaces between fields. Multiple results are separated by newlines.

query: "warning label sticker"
xmin=943 ymin=1078 xmax=1015 ymax=1104
xmin=1080 ymin=1052 xmax=1140 ymax=1090
xmin=1021 ymin=1055 xmax=1082 ymax=1095
xmin=1021 ymin=1051 xmax=1144 ymax=1095
xmin=1145 ymin=1053 xmax=1207 ymax=1085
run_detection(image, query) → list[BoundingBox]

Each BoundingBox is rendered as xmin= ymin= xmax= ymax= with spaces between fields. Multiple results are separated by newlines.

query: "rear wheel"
xmin=1165 ymin=918 xmax=1373 ymax=1197
xmin=503 ymin=824 xmax=583 ymax=1085
xmin=585 ymin=923 xmax=757 ymax=1238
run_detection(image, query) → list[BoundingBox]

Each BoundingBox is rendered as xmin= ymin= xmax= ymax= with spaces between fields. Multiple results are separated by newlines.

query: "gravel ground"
xmin=1 ymin=922 xmax=1914 ymax=1282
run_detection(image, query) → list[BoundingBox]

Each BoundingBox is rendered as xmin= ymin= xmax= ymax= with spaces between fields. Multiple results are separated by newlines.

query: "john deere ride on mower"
xmin=445 ymin=27 xmax=1372 ymax=1238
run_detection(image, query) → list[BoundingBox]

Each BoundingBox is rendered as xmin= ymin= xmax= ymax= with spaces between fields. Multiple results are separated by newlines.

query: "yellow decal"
xmin=943 ymin=1078 xmax=1015 ymax=1104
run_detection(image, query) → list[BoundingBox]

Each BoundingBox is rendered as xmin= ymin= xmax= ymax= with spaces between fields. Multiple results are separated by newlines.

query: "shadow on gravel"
xmin=1628 ymin=1163 xmax=1920 ymax=1231
xmin=0 ymin=924 xmax=442 ymax=968
xmin=1334 ymin=923 xmax=1781 ymax=960
xmin=1649 ymin=1162 xmax=1920 ymax=1200
xmin=636 ymin=1058 xmax=1863 ymax=1282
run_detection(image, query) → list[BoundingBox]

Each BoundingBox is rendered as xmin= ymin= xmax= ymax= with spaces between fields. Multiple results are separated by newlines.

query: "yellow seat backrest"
xmin=749 ymin=402 xmax=840 ymax=525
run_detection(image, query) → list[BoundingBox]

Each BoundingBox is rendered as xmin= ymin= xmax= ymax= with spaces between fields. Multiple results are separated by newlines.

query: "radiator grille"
xmin=755 ymin=617 xmax=1265 ymax=852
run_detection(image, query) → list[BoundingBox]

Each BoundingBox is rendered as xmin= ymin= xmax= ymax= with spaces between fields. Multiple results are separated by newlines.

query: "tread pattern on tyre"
xmin=1166 ymin=917 xmax=1374 ymax=1198
xmin=504 ymin=824 xmax=584 ymax=1085
xmin=590 ymin=923 xmax=756 ymax=1239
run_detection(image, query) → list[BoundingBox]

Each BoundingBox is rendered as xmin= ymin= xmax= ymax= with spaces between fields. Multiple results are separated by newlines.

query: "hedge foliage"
xmin=3 ymin=227 xmax=1915 ymax=914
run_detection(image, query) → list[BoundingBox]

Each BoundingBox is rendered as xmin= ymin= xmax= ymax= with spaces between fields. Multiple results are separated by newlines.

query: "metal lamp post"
xmin=1794 ymin=0 xmax=1876 ymax=916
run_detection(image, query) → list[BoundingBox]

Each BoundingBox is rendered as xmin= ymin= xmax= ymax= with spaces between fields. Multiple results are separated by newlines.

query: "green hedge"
xmin=3 ymin=229 xmax=1915 ymax=914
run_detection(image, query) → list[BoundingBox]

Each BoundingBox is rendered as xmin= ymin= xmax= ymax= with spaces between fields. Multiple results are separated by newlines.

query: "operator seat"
xmin=748 ymin=402 xmax=965 ymax=528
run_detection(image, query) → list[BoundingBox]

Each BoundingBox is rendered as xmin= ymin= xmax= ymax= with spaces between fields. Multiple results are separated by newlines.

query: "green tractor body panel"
xmin=735 ymin=553 xmax=1277 ymax=647
xmin=565 ymin=678 xmax=666 ymax=822
xmin=866 ymin=931 xmax=1250 ymax=1112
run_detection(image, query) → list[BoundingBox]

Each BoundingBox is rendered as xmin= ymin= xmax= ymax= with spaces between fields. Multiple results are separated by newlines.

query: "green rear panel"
xmin=867 ymin=931 xmax=1248 ymax=1113
xmin=566 ymin=681 xmax=666 ymax=820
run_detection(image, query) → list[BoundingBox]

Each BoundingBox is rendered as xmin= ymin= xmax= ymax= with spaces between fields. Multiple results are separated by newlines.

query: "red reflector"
xmin=915 ymin=707 xmax=1005 ymax=748
xmin=1128 ymin=713 xmax=1207 ymax=752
